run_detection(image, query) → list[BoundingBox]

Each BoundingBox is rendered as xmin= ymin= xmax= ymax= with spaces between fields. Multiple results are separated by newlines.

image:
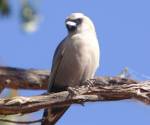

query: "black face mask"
xmin=66 ymin=23 xmax=77 ymax=32
xmin=66 ymin=18 xmax=82 ymax=32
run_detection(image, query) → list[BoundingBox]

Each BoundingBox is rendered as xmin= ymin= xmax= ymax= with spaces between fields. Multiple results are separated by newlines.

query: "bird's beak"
xmin=66 ymin=20 xmax=77 ymax=32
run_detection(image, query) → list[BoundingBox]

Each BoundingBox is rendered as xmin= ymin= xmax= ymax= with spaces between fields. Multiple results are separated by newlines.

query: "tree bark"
xmin=0 ymin=66 xmax=49 ymax=90
xmin=0 ymin=66 xmax=150 ymax=119
xmin=0 ymin=73 xmax=149 ymax=115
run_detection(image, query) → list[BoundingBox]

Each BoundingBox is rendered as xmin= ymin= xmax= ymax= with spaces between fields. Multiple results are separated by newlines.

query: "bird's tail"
xmin=41 ymin=106 xmax=69 ymax=125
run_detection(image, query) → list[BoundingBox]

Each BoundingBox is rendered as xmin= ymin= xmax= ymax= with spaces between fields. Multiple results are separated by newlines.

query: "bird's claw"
xmin=83 ymin=79 xmax=96 ymax=86
xmin=83 ymin=79 xmax=96 ymax=92
xmin=67 ymin=87 xmax=85 ymax=106
xmin=67 ymin=86 xmax=79 ymax=96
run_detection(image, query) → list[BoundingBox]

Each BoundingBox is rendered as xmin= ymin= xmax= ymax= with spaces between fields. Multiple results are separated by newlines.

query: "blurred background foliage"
xmin=0 ymin=1 xmax=40 ymax=124
xmin=0 ymin=0 xmax=40 ymax=33
xmin=0 ymin=0 xmax=10 ymax=16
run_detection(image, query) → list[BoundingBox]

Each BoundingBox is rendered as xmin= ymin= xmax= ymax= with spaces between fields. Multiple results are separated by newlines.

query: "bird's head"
xmin=65 ymin=13 xmax=96 ymax=34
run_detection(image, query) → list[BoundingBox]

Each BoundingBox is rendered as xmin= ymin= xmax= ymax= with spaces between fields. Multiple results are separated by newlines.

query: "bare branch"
xmin=0 ymin=66 xmax=49 ymax=90
xmin=0 ymin=77 xmax=149 ymax=115
xmin=0 ymin=118 xmax=42 ymax=124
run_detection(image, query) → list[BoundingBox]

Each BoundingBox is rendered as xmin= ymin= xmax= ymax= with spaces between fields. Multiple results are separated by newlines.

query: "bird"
xmin=41 ymin=12 xmax=100 ymax=125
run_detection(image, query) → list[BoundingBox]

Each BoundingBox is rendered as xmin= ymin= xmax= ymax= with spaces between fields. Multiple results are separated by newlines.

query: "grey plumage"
xmin=42 ymin=13 xmax=100 ymax=125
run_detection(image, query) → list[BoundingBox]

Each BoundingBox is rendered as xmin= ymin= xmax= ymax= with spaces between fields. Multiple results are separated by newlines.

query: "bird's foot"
xmin=82 ymin=79 xmax=96 ymax=87
xmin=67 ymin=86 xmax=85 ymax=106
xmin=86 ymin=79 xmax=96 ymax=87
xmin=67 ymin=86 xmax=79 ymax=96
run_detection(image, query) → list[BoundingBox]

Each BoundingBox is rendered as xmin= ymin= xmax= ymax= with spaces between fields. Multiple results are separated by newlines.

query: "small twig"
xmin=0 ymin=118 xmax=43 ymax=124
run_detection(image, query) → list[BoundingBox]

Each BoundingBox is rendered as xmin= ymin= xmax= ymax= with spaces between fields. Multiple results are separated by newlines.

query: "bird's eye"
xmin=75 ymin=18 xmax=82 ymax=25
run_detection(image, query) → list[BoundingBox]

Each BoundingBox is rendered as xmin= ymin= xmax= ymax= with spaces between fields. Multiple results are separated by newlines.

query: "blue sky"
xmin=0 ymin=0 xmax=150 ymax=125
